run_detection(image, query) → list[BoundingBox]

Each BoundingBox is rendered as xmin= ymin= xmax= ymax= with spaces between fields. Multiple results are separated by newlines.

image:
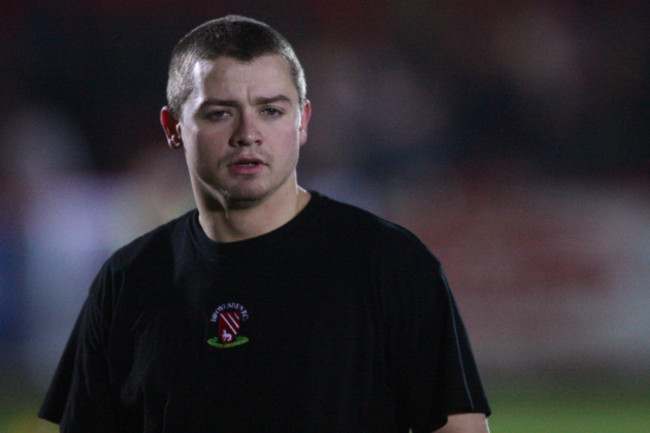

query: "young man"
xmin=40 ymin=15 xmax=491 ymax=432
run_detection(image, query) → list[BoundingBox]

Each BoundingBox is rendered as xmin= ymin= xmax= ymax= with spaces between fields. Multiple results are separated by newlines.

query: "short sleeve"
xmin=38 ymin=263 xmax=117 ymax=432
xmin=377 ymin=229 xmax=491 ymax=433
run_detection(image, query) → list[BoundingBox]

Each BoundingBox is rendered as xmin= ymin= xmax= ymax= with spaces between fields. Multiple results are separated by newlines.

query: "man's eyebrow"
xmin=198 ymin=95 xmax=294 ymax=110
xmin=254 ymin=95 xmax=293 ymax=105
xmin=199 ymin=98 xmax=239 ymax=109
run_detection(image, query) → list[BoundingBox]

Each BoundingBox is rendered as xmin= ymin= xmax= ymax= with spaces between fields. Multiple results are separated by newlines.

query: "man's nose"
xmin=230 ymin=112 xmax=262 ymax=147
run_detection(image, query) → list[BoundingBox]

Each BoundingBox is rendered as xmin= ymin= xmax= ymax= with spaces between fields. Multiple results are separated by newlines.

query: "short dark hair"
xmin=166 ymin=15 xmax=307 ymax=117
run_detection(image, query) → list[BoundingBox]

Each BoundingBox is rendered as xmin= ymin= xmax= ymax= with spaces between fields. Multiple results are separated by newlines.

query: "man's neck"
xmin=198 ymin=187 xmax=311 ymax=243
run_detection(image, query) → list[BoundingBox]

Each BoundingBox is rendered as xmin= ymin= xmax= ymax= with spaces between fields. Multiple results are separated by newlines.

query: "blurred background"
xmin=1 ymin=1 xmax=648 ymax=432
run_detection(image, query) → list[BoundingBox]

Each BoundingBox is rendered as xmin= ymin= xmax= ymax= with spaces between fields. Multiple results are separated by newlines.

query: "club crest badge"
xmin=207 ymin=302 xmax=250 ymax=349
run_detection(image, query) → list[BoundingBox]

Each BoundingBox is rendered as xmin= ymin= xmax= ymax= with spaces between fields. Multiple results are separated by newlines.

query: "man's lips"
xmin=227 ymin=156 xmax=266 ymax=174
xmin=228 ymin=157 xmax=265 ymax=167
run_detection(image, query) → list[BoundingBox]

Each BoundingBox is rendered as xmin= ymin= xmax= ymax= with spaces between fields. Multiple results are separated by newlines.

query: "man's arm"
xmin=433 ymin=413 xmax=490 ymax=433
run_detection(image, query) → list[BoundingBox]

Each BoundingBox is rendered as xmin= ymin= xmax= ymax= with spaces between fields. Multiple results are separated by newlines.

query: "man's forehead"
xmin=188 ymin=55 xmax=299 ymax=102
xmin=191 ymin=54 xmax=291 ymax=80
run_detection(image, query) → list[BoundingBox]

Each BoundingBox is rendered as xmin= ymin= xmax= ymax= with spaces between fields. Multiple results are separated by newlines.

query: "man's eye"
xmin=262 ymin=107 xmax=282 ymax=116
xmin=207 ymin=111 xmax=230 ymax=120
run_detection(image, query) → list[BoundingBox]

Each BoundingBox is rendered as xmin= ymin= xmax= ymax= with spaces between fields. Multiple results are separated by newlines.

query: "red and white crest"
xmin=217 ymin=311 xmax=242 ymax=344
xmin=208 ymin=302 xmax=249 ymax=349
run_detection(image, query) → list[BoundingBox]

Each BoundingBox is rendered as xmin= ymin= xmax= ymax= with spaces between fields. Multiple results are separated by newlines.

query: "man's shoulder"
xmin=314 ymin=193 xmax=443 ymax=291
xmin=313 ymin=192 xmax=428 ymax=250
xmin=108 ymin=209 xmax=196 ymax=271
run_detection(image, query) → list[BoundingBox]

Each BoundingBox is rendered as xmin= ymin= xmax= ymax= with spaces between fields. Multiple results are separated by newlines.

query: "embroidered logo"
xmin=207 ymin=302 xmax=250 ymax=349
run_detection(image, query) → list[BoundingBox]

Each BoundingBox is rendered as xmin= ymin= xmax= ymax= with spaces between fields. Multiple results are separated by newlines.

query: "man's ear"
xmin=299 ymin=100 xmax=311 ymax=146
xmin=160 ymin=106 xmax=183 ymax=150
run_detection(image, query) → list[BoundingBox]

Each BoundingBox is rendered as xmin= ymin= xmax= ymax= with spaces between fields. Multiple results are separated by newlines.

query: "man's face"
xmin=174 ymin=54 xmax=310 ymax=209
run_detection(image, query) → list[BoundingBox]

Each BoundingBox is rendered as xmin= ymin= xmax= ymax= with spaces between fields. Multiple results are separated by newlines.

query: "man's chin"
xmin=220 ymin=188 xmax=269 ymax=209
xmin=216 ymin=174 xmax=295 ymax=209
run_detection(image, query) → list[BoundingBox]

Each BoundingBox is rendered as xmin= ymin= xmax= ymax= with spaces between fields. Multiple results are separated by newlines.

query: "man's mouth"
xmin=229 ymin=157 xmax=264 ymax=166
xmin=227 ymin=157 xmax=265 ymax=174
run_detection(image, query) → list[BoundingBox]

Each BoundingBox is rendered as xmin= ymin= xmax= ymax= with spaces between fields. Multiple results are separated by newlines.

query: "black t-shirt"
xmin=39 ymin=192 xmax=490 ymax=432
